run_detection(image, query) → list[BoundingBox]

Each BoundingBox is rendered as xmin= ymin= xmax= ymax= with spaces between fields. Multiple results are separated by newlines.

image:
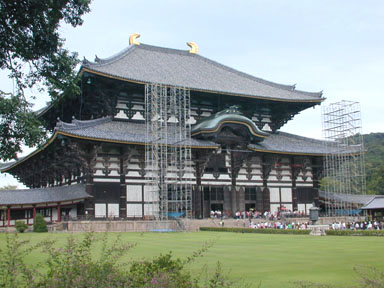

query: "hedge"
xmin=199 ymin=227 xmax=310 ymax=235
xmin=326 ymin=229 xmax=384 ymax=236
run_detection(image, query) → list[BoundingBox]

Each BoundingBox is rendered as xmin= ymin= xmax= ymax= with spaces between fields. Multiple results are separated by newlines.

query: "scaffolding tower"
xmin=145 ymin=84 xmax=192 ymax=221
xmin=321 ymin=100 xmax=366 ymax=216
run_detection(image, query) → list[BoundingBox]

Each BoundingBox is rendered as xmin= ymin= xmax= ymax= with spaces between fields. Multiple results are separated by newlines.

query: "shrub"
xmin=33 ymin=214 xmax=48 ymax=232
xmin=0 ymin=232 xmax=237 ymax=288
xmin=200 ymin=226 xmax=310 ymax=235
xmin=15 ymin=221 xmax=28 ymax=233
xmin=326 ymin=229 xmax=384 ymax=236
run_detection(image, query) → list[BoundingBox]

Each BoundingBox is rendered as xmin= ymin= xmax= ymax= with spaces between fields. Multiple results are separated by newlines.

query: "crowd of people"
xmin=210 ymin=208 xmax=384 ymax=231
xmin=247 ymin=220 xmax=309 ymax=230
xmin=329 ymin=221 xmax=384 ymax=230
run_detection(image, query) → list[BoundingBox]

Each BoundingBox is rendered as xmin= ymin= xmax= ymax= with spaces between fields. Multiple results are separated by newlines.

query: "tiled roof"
xmin=361 ymin=197 xmax=384 ymax=210
xmin=56 ymin=117 xmax=219 ymax=148
xmin=319 ymin=191 xmax=376 ymax=205
xmin=249 ymin=131 xmax=361 ymax=155
xmin=82 ymin=44 xmax=323 ymax=102
xmin=0 ymin=184 xmax=90 ymax=205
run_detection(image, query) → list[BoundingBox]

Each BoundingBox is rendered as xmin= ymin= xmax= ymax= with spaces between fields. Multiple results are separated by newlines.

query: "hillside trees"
xmin=0 ymin=0 xmax=91 ymax=161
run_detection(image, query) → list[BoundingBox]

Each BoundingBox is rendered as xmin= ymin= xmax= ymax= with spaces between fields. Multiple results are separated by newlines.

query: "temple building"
xmin=1 ymin=37 xmax=334 ymax=226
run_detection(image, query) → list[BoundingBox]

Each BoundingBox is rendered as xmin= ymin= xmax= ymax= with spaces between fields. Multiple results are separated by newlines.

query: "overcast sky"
xmin=1 ymin=0 xmax=383 ymax=187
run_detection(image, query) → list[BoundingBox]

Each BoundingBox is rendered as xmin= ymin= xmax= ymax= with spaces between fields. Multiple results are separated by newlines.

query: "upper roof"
xmin=0 ymin=184 xmax=90 ymax=206
xmin=81 ymin=43 xmax=323 ymax=102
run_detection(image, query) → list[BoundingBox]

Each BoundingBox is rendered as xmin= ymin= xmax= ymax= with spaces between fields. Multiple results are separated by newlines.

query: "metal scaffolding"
xmin=145 ymin=84 xmax=192 ymax=221
xmin=321 ymin=100 xmax=366 ymax=216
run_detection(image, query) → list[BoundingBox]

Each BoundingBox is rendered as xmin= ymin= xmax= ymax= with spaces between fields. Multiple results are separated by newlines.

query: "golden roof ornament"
xmin=129 ymin=33 xmax=141 ymax=45
xmin=187 ymin=42 xmax=198 ymax=54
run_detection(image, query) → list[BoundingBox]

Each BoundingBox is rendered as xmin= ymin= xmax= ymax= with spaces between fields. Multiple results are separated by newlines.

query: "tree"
xmin=0 ymin=0 xmax=91 ymax=161
xmin=367 ymin=162 xmax=384 ymax=195
xmin=33 ymin=213 xmax=48 ymax=232
xmin=0 ymin=184 xmax=17 ymax=190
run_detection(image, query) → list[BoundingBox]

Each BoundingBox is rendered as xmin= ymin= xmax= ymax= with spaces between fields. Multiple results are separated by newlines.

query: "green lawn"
xmin=1 ymin=231 xmax=383 ymax=288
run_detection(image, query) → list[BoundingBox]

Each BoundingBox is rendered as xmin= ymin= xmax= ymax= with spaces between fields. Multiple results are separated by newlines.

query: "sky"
xmin=1 ymin=0 xmax=383 ymax=188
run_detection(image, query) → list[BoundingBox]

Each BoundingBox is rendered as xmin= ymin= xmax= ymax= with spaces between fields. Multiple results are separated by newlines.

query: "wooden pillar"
xmin=119 ymin=147 xmax=127 ymax=218
xmin=291 ymin=157 xmax=298 ymax=211
xmin=194 ymin=161 xmax=203 ymax=218
xmin=33 ymin=206 xmax=36 ymax=221
xmin=57 ymin=204 xmax=61 ymax=222
xmin=7 ymin=207 xmax=10 ymax=227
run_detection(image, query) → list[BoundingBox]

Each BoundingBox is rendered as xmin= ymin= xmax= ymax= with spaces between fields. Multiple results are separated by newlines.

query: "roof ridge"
xmin=83 ymin=43 xmax=322 ymax=98
xmin=56 ymin=116 xmax=112 ymax=130
xmin=275 ymin=131 xmax=327 ymax=143
xmin=83 ymin=45 xmax=137 ymax=67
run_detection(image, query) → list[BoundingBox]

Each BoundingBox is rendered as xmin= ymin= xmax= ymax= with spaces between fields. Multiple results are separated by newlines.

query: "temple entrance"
xmin=210 ymin=203 xmax=223 ymax=213
xmin=245 ymin=203 xmax=256 ymax=211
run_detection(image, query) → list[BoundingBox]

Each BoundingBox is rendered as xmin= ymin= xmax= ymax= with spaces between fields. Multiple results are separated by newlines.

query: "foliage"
xmin=128 ymin=252 xmax=197 ymax=288
xmin=354 ymin=266 xmax=384 ymax=288
xmin=38 ymin=232 xmax=135 ymax=287
xmin=0 ymin=234 xmax=39 ymax=288
xmin=0 ymin=0 xmax=91 ymax=161
xmin=0 ymin=184 xmax=17 ymax=190
xmin=0 ymin=232 xmax=237 ymax=288
xmin=364 ymin=133 xmax=384 ymax=195
xmin=320 ymin=132 xmax=384 ymax=195
xmin=200 ymin=227 xmax=310 ymax=235
xmin=33 ymin=214 xmax=48 ymax=233
xmin=325 ymin=229 xmax=384 ymax=236
xmin=15 ymin=221 xmax=28 ymax=233
xmin=294 ymin=266 xmax=384 ymax=288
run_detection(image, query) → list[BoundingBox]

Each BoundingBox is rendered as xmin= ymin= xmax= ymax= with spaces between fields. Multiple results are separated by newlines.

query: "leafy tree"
xmin=367 ymin=162 xmax=384 ymax=195
xmin=0 ymin=184 xmax=17 ymax=190
xmin=33 ymin=214 xmax=48 ymax=232
xmin=0 ymin=0 xmax=91 ymax=161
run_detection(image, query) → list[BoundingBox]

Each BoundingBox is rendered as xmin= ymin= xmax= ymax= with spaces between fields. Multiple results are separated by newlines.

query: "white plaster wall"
xmin=281 ymin=188 xmax=292 ymax=202
xmin=269 ymin=187 xmax=280 ymax=202
xmin=144 ymin=186 xmax=159 ymax=201
xmin=144 ymin=203 xmax=159 ymax=215
xmin=127 ymin=204 xmax=142 ymax=217
xmin=95 ymin=204 xmax=106 ymax=218
xmin=127 ymin=185 xmax=142 ymax=201
xmin=108 ymin=204 xmax=119 ymax=217
xmin=52 ymin=208 xmax=58 ymax=221
xmin=270 ymin=204 xmax=280 ymax=213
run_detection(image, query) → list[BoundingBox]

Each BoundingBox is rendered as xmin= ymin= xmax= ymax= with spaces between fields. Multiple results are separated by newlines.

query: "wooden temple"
xmin=0 ymin=39 xmax=333 ymax=226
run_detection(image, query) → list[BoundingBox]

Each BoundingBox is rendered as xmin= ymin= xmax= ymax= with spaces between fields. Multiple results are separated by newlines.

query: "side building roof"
xmin=0 ymin=184 xmax=90 ymax=206
xmin=81 ymin=43 xmax=323 ymax=103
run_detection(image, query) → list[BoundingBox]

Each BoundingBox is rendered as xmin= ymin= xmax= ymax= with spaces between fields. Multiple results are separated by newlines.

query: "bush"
xmin=33 ymin=214 xmax=48 ymax=232
xmin=0 ymin=232 xmax=236 ymax=288
xmin=15 ymin=221 xmax=28 ymax=233
xmin=200 ymin=226 xmax=310 ymax=235
xmin=326 ymin=229 xmax=384 ymax=236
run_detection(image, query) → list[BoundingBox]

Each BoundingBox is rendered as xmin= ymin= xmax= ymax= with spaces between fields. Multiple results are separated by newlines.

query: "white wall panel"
xmin=127 ymin=185 xmax=142 ymax=201
xmin=95 ymin=204 xmax=106 ymax=218
xmin=108 ymin=204 xmax=119 ymax=217
xmin=270 ymin=204 xmax=280 ymax=213
xmin=281 ymin=188 xmax=292 ymax=202
xmin=269 ymin=187 xmax=280 ymax=202
xmin=126 ymin=204 xmax=142 ymax=217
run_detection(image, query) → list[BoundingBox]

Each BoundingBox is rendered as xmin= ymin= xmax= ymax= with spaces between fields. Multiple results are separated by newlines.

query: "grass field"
xmin=1 ymin=231 xmax=383 ymax=287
